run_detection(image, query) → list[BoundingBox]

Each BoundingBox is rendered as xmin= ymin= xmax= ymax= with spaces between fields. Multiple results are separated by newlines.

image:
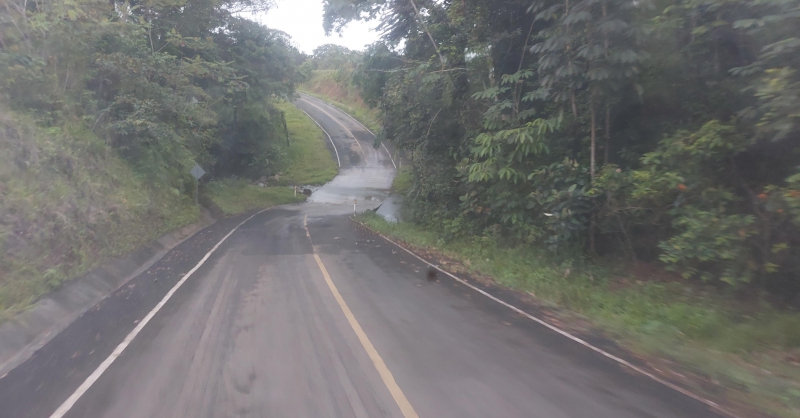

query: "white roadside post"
xmin=353 ymin=199 xmax=357 ymax=215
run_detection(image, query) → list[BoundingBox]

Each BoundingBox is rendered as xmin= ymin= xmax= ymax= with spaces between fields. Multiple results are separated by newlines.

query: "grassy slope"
xmin=204 ymin=179 xmax=304 ymax=216
xmin=300 ymin=70 xmax=382 ymax=133
xmin=204 ymin=101 xmax=338 ymax=216
xmin=392 ymin=166 xmax=412 ymax=193
xmin=0 ymin=111 xmax=198 ymax=319
xmin=276 ymin=101 xmax=338 ymax=186
xmin=0 ymin=99 xmax=339 ymax=317
xmin=357 ymin=212 xmax=800 ymax=418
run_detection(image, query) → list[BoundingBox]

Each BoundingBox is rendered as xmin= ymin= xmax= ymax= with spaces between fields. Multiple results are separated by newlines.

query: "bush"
xmin=659 ymin=207 xmax=755 ymax=284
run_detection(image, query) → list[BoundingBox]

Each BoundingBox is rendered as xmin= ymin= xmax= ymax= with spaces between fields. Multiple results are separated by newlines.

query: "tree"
xmin=324 ymin=0 xmax=800 ymax=291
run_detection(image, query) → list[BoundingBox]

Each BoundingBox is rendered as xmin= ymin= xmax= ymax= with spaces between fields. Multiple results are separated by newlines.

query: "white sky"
xmin=251 ymin=0 xmax=381 ymax=54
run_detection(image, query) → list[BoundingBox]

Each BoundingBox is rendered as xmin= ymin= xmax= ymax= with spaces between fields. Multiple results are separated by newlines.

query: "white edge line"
xmin=298 ymin=98 xmax=367 ymax=158
xmin=300 ymin=93 xmax=397 ymax=170
xmin=356 ymin=222 xmax=741 ymax=418
xmin=380 ymin=143 xmax=397 ymax=170
xmin=49 ymin=209 xmax=271 ymax=418
xmin=297 ymin=107 xmax=341 ymax=168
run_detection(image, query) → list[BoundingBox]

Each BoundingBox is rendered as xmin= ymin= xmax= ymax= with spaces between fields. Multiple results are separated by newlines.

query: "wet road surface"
xmin=296 ymin=94 xmax=395 ymax=207
xmin=0 ymin=95 xmax=725 ymax=418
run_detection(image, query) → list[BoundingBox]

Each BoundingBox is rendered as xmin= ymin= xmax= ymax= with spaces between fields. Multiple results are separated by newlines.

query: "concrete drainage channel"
xmin=0 ymin=209 xmax=217 ymax=378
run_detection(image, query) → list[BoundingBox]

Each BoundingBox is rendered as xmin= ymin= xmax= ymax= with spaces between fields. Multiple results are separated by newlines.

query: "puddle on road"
xmin=308 ymin=167 xmax=394 ymax=207
xmin=295 ymin=97 xmax=400 ymax=220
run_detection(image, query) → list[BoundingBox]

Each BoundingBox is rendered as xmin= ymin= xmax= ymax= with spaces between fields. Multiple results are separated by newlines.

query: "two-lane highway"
xmin=0 ymin=96 xmax=724 ymax=418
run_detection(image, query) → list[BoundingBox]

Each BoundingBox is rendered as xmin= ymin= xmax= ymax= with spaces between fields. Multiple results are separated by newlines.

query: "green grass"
xmin=356 ymin=212 xmax=800 ymax=418
xmin=300 ymin=70 xmax=382 ymax=133
xmin=392 ymin=166 xmax=412 ymax=194
xmin=276 ymin=101 xmax=339 ymax=186
xmin=204 ymin=179 xmax=305 ymax=216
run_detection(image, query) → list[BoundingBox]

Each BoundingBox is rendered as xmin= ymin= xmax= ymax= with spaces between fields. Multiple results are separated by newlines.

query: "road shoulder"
xmin=350 ymin=216 xmax=745 ymax=418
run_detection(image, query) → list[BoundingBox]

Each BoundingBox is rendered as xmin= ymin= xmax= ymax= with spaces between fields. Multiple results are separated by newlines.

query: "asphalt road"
xmin=0 ymin=95 xmax=724 ymax=418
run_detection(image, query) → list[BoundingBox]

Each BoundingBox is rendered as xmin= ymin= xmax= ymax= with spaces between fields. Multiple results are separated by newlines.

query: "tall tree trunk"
xmin=602 ymin=1 xmax=609 ymax=51
xmin=604 ymin=104 xmax=611 ymax=164
xmin=590 ymin=98 xmax=597 ymax=253
xmin=602 ymin=1 xmax=611 ymax=165
xmin=566 ymin=0 xmax=577 ymax=119
xmin=514 ymin=19 xmax=537 ymax=117
xmin=590 ymin=99 xmax=596 ymax=180
xmin=571 ymin=91 xmax=578 ymax=118
xmin=408 ymin=0 xmax=446 ymax=67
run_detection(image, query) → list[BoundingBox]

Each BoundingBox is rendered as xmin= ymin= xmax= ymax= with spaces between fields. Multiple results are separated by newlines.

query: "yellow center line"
xmin=299 ymin=98 xmax=367 ymax=157
xmin=304 ymin=214 xmax=419 ymax=418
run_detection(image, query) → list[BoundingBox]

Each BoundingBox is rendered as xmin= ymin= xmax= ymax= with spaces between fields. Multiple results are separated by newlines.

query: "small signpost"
xmin=190 ymin=164 xmax=206 ymax=204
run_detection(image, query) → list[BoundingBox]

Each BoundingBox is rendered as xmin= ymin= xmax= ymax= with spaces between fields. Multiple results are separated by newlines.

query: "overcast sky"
xmin=251 ymin=0 xmax=381 ymax=54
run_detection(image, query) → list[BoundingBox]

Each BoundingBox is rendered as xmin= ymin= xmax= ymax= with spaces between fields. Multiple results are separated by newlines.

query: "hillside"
xmin=0 ymin=110 xmax=198 ymax=318
xmin=0 ymin=0 xmax=310 ymax=318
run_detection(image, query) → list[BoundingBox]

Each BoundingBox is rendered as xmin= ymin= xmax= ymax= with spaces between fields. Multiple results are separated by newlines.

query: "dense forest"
xmin=0 ymin=0 xmax=302 ymax=311
xmin=323 ymin=0 xmax=800 ymax=299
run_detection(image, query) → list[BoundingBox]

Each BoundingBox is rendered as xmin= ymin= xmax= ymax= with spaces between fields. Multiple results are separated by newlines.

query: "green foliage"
xmin=309 ymin=44 xmax=361 ymax=72
xmin=327 ymin=0 xmax=800 ymax=291
xmin=352 ymin=43 xmax=403 ymax=108
xmin=783 ymin=170 xmax=800 ymax=225
xmin=750 ymin=67 xmax=800 ymax=141
xmin=1 ymin=0 xmax=302 ymax=184
xmin=467 ymin=117 xmax=557 ymax=183
xmin=207 ymin=18 xmax=302 ymax=178
xmin=659 ymin=207 xmax=755 ymax=284
xmin=528 ymin=159 xmax=593 ymax=251
xmin=615 ymin=121 xmax=757 ymax=284
xmin=328 ymin=0 xmax=800 ymax=409
xmin=0 ymin=110 xmax=198 ymax=317
xmin=0 ymin=0 xmax=302 ymax=314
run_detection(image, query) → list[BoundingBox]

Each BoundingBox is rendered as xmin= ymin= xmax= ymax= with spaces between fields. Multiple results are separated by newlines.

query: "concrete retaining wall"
xmin=0 ymin=210 xmax=216 ymax=378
